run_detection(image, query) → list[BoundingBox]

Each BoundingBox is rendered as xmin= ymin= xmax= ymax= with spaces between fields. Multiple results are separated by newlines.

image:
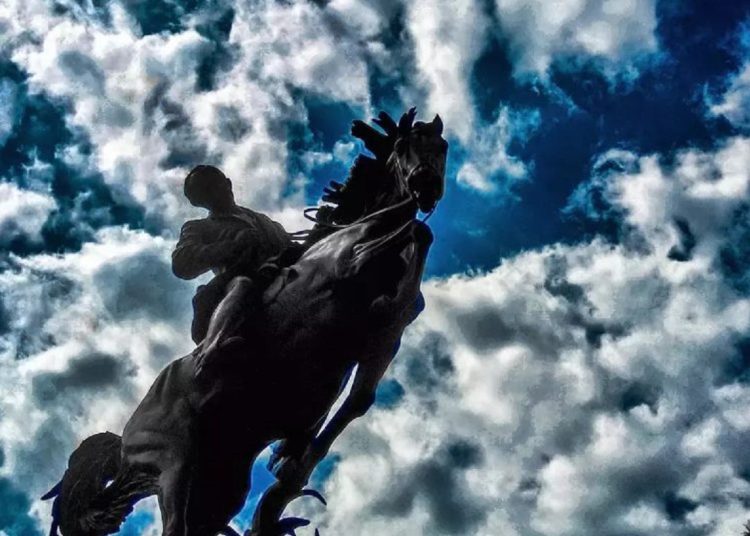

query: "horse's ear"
xmin=432 ymin=114 xmax=443 ymax=136
xmin=398 ymin=107 xmax=417 ymax=136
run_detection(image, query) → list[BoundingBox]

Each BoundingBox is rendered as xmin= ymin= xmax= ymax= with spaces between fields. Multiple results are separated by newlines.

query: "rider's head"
xmin=184 ymin=165 xmax=235 ymax=211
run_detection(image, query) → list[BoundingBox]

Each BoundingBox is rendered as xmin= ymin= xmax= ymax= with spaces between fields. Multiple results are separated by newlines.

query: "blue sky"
xmin=1 ymin=1 xmax=750 ymax=535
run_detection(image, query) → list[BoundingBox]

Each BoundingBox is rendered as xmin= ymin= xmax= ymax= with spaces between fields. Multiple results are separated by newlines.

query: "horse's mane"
xmin=315 ymin=108 xmax=417 ymax=226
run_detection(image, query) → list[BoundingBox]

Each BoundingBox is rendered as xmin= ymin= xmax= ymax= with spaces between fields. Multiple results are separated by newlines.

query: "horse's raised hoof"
xmin=277 ymin=517 xmax=310 ymax=535
xmin=300 ymin=488 xmax=327 ymax=506
xmin=243 ymin=517 xmax=310 ymax=536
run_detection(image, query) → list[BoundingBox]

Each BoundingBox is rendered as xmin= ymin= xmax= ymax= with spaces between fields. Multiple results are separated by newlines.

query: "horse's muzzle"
xmin=407 ymin=164 xmax=444 ymax=213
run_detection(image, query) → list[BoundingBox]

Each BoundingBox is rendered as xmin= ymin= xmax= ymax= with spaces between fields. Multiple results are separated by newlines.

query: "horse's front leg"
xmin=249 ymin=358 xmax=389 ymax=535
xmin=267 ymin=365 xmax=356 ymax=475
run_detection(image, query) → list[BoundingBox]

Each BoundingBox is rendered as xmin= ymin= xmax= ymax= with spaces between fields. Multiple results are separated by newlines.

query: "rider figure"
xmin=172 ymin=165 xmax=292 ymax=372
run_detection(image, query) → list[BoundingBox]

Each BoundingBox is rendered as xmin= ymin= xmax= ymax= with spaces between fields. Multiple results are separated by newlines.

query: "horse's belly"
xmin=121 ymin=357 xmax=196 ymax=469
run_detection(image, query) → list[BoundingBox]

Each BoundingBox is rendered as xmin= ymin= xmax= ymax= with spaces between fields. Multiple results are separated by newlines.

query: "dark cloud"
xmin=719 ymin=205 xmax=750 ymax=294
xmin=13 ymin=410 xmax=77 ymax=494
xmin=58 ymin=51 xmax=106 ymax=94
xmin=32 ymin=352 xmax=131 ymax=405
xmin=401 ymin=333 xmax=455 ymax=405
xmin=445 ymin=439 xmax=483 ymax=469
xmin=214 ymin=105 xmax=251 ymax=143
xmin=454 ymin=305 xmax=517 ymax=351
xmin=667 ymin=218 xmax=697 ymax=262
xmin=21 ymin=351 xmax=137 ymax=496
xmin=157 ymin=99 xmax=209 ymax=170
xmin=98 ymin=102 xmax=135 ymax=128
xmin=618 ymin=381 xmax=662 ymax=413
xmin=4 ymin=269 xmax=78 ymax=360
xmin=372 ymin=438 xmax=486 ymax=534
xmin=92 ymin=249 xmax=193 ymax=322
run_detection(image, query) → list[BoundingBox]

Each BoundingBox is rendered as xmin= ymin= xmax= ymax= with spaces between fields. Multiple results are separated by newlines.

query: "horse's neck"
xmin=364 ymin=170 xmax=411 ymax=216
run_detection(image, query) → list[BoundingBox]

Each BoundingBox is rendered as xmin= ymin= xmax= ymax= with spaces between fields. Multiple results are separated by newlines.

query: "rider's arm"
xmin=171 ymin=220 xmax=251 ymax=279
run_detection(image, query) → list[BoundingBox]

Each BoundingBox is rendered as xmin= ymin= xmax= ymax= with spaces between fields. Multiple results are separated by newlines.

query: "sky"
xmin=1 ymin=0 xmax=750 ymax=534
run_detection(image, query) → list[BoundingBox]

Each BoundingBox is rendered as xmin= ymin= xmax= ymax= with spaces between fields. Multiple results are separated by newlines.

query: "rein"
xmin=290 ymin=155 xmax=438 ymax=241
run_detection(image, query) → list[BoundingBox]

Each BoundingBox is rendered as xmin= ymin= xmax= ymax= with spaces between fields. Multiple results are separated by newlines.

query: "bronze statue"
xmin=43 ymin=109 xmax=448 ymax=536
xmin=170 ymin=164 xmax=295 ymax=372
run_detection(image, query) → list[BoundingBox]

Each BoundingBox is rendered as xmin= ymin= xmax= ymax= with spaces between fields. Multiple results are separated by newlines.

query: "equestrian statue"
xmin=42 ymin=108 xmax=448 ymax=535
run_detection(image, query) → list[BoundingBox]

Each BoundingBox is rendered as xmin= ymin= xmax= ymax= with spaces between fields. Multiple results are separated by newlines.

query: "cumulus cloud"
xmin=405 ymin=0 xmax=489 ymax=142
xmin=284 ymin=137 xmax=750 ymax=535
xmin=456 ymin=107 xmax=539 ymax=196
xmin=0 ymin=182 xmax=56 ymax=245
xmin=0 ymin=0 xmax=738 ymax=534
xmin=710 ymin=61 xmax=750 ymax=129
xmin=493 ymin=0 xmax=659 ymax=78
xmin=2 ymin=0 xmax=375 ymax=233
xmin=0 ymin=228 xmax=195 ymax=529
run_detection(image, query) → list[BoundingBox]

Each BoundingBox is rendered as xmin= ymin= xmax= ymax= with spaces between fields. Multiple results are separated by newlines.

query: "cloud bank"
xmin=0 ymin=1 xmax=748 ymax=535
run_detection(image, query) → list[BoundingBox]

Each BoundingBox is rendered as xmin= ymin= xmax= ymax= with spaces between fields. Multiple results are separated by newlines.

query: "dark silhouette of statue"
xmin=42 ymin=109 xmax=448 ymax=536
xmin=172 ymin=164 xmax=290 ymax=346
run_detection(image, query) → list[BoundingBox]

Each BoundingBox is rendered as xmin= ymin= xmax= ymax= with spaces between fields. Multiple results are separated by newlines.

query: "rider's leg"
xmin=197 ymin=275 xmax=257 ymax=363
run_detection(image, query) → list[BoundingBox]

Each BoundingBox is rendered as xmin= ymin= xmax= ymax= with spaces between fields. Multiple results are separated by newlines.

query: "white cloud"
xmin=493 ymin=0 xmax=659 ymax=78
xmin=0 ymin=182 xmax=56 ymax=244
xmin=282 ymin=137 xmax=750 ymax=535
xmin=2 ymin=0 xmax=374 ymax=233
xmin=0 ymin=227 xmax=195 ymax=531
xmin=710 ymin=61 xmax=750 ymax=128
xmin=456 ymin=107 xmax=539 ymax=196
xmin=405 ymin=0 xmax=489 ymax=143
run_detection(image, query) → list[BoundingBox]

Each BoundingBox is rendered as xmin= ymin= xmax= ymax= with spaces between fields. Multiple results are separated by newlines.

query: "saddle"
xmin=190 ymin=243 xmax=306 ymax=344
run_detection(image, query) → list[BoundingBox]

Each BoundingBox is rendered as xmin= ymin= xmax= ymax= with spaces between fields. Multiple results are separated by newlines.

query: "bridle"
xmin=290 ymin=145 xmax=440 ymax=240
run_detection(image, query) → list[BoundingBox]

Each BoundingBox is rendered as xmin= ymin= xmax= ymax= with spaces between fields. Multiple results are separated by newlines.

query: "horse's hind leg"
xmin=158 ymin=461 xmax=191 ymax=536
xmin=186 ymin=451 xmax=256 ymax=536
xmin=158 ymin=449 xmax=258 ymax=536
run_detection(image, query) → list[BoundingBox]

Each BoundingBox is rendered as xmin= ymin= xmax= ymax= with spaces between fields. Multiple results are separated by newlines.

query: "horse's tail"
xmin=42 ymin=432 xmax=157 ymax=536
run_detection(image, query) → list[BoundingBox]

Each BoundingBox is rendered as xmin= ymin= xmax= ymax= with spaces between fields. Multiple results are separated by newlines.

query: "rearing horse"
xmin=44 ymin=109 xmax=448 ymax=536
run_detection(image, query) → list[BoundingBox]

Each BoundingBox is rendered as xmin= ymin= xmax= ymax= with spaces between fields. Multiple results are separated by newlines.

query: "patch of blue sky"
xmin=230 ymin=451 xmax=277 ymax=530
xmin=230 ymin=450 xmax=341 ymax=531
xmin=375 ymin=378 xmax=405 ymax=409
xmin=295 ymin=96 xmax=364 ymax=206
xmin=0 ymin=477 xmax=41 ymax=536
xmin=309 ymin=453 xmax=341 ymax=491
xmin=119 ymin=497 xmax=158 ymax=536
xmin=0 ymin=61 xmax=146 ymax=255
xmin=417 ymin=1 xmax=750 ymax=277
xmin=0 ymin=78 xmax=20 ymax=148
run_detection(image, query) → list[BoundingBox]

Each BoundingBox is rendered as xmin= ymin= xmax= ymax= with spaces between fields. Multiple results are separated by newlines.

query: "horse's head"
xmin=387 ymin=108 xmax=447 ymax=213
xmin=318 ymin=108 xmax=447 ymax=227
xmin=299 ymin=109 xmax=447 ymax=320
